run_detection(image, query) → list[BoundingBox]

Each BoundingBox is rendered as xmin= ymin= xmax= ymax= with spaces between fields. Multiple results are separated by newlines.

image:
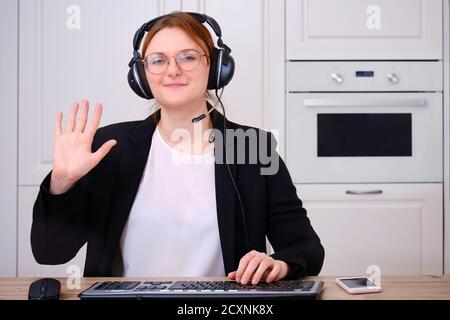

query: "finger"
xmin=91 ymin=139 xmax=117 ymax=165
xmin=54 ymin=112 xmax=63 ymax=137
xmin=227 ymin=272 xmax=236 ymax=280
xmin=75 ymin=100 xmax=89 ymax=132
xmin=86 ymin=103 xmax=103 ymax=136
xmin=240 ymin=257 xmax=262 ymax=285
xmin=265 ymin=262 xmax=282 ymax=283
xmin=250 ymin=260 xmax=272 ymax=285
xmin=235 ymin=251 xmax=258 ymax=282
xmin=261 ymin=269 xmax=271 ymax=281
xmin=65 ymin=102 xmax=80 ymax=133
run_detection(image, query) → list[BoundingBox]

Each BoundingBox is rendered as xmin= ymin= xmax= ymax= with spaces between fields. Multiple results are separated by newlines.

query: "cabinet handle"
xmin=345 ymin=190 xmax=383 ymax=195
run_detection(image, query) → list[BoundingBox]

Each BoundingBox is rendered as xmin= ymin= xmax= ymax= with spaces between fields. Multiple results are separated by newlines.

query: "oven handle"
xmin=303 ymin=98 xmax=426 ymax=107
xmin=345 ymin=190 xmax=383 ymax=195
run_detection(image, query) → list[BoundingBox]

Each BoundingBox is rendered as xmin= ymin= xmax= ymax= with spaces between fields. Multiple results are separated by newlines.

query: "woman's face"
xmin=144 ymin=27 xmax=210 ymax=110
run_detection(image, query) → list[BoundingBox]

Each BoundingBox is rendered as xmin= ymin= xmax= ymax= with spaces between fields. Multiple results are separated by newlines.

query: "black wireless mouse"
xmin=28 ymin=278 xmax=61 ymax=300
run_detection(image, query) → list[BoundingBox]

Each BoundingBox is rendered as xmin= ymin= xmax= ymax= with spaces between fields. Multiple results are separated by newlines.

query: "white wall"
xmin=0 ymin=0 xmax=18 ymax=277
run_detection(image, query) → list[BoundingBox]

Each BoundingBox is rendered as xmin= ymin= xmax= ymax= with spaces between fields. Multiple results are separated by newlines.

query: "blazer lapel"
xmin=212 ymin=110 xmax=237 ymax=274
xmin=99 ymin=115 xmax=156 ymax=274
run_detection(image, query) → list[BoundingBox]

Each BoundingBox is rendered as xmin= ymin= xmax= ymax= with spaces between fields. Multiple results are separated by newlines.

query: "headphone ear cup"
xmin=128 ymin=59 xmax=153 ymax=99
xmin=218 ymin=52 xmax=235 ymax=88
xmin=207 ymin=47 xmax=235 ymax=90
xmin=207 ymin=47 xmax=220 ymax=90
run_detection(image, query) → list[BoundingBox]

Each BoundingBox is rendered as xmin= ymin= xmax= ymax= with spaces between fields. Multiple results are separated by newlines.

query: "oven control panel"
xmin=286 ymin=61 xmax=442 ymax=92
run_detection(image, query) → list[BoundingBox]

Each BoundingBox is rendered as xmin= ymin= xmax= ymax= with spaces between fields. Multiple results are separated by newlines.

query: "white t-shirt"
xmin=119 ymin=127 xmax=225 ymax=277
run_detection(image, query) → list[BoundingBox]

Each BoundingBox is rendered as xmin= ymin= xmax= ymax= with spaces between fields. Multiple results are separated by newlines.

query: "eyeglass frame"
xmin=142 ymin=49 xmax=209 ymax=75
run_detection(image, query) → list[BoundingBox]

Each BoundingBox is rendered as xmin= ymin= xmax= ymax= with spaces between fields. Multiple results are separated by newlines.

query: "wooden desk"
xmin=1 ymin=276 xmax=449 ymax=300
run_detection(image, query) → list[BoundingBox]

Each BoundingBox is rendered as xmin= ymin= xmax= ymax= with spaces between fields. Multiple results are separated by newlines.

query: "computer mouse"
xmin=28 ymin=278 xmax=61 ymax=300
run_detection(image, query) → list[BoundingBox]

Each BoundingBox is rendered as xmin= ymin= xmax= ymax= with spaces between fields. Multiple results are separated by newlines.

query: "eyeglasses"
xmin=143 ymin=49 xmax=208 ymax=75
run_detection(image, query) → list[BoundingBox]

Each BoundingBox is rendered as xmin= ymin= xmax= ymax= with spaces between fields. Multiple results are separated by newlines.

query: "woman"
xmin=31 ymin=12 xmax=324 ymax=285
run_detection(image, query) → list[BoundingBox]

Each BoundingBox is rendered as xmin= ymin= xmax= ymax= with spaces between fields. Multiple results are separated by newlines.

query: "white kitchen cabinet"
xmin=296 ymin=183 xmax=443 ymax=276
xmin=286 ymin=0 xmax=443 ymax=60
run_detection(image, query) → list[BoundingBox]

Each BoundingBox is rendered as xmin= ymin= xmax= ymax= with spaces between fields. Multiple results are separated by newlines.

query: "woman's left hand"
xmin=227 ymin=250 xmax=290 ymax=285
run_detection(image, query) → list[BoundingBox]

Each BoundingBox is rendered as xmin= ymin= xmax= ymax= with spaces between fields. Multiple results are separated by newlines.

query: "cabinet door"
xmin=19 ymin=0 xmax=159 ymax=185
xmin=296 ymin=183 xmax=443 ymax=275
xmin=203 ymin=0 xmax=271 ymax=130
xmin=286 ymin=0 xmax=443 ymax=60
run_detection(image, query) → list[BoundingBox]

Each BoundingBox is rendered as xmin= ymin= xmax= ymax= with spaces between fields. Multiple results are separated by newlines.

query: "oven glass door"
xmin=317 ymin=113 xmax=412 ymax=157
xmin=286 ymin=92 xmax=442 ymax=183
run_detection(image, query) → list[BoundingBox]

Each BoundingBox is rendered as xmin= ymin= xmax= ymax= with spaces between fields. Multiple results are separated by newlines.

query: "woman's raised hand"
xmin=50 ymin=100 xmax=117 ymax=195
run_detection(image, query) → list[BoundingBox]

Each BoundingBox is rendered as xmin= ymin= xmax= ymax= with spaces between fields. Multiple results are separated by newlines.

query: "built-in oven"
xmin=286 ymin=61 xmax=443 ymax=184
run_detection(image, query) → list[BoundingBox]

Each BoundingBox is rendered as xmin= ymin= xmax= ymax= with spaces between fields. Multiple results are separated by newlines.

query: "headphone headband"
xmin=133 ymin=12 xmax=223 ymax=52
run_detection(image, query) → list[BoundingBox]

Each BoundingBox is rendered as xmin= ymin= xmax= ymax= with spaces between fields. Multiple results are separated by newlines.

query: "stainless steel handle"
xmin=304 ymin=98 xmax=426 ymax=107
xmin=346 ymin=190 xmax=383 ymax=195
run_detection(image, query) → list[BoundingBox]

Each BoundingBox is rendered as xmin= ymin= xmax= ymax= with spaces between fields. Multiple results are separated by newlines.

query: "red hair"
xmin=141 ymin=12 xmax=214 ymax=62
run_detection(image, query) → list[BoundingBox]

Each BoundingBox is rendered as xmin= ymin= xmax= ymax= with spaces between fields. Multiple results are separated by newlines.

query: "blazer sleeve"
xmin=30 ymin=132 xmax=102 ymax=265
xmin=265 ymin=133 xmax=325 ymax=278
xmin=30 ymin=169 xmax=94 ymax=265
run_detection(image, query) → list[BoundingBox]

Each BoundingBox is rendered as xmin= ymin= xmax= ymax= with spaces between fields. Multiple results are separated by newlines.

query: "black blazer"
xmin=31 ymin=109 xmax=324 ymax=278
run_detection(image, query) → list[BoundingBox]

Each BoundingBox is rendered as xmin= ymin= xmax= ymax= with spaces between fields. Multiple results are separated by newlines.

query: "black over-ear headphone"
xmin=128 ymin=12 xmax=235 ymax=100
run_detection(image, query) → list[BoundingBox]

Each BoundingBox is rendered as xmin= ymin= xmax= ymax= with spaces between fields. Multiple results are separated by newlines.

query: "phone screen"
xmin=340 ymin=278 xmax=377 ymax=288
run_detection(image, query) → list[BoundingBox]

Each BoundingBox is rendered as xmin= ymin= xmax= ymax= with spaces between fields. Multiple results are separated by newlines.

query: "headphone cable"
xmin=214 ymin=88 xmax=251 ymax=253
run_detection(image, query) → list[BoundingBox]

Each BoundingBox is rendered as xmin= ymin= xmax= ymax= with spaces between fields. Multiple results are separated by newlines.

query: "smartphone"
xmin=336 ymin=276 xmax=382 ymax=294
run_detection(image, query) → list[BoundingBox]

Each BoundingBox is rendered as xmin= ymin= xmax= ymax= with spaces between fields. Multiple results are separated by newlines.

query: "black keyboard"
xmin=79 ymin=280 xmax=324 ymax=300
